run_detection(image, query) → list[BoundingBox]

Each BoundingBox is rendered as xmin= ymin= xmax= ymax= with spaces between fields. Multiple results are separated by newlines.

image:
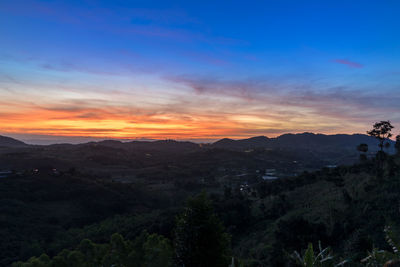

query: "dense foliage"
xmin=11 ymin=194 xmax=231 ymax=267
xmin=12 ymin=231 xmax=173 ymax=267
xmin=3 ymin=124 xmax=400 ymax=266
xmin=174 ymin=192 xmax=231 ymax=267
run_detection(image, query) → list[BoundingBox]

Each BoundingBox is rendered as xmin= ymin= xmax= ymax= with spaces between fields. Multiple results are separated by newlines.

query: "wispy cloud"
xmin=167 ymin=74 xmax=400 ymax=131
xmin=1 ymin=60 xmax=398 ymax=140
xmin=166 ymin=75 xmax=275 ymax=101
xmin=334 ymin=59 xmax=363 ymax=68
xmin=0 ymin=0 xmax=246 ymax=46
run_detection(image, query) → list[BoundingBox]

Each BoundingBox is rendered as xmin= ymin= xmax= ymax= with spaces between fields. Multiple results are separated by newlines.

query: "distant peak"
xmin=0 ymin=135 xmax=27 ymax=147
xmin=214 ymin=138 xmax=234 ymax=142
xmin=247 ymin=135 xmax=269 ymax=140
xmin=98 ymin=140 xmax=123 ymax=144
xmin=293 ymin=132 xmax=315 ymax=136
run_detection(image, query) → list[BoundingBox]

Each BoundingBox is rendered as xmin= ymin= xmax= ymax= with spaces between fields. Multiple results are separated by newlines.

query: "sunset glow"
xmin=1 ymin=1 xmax=399 ymax=143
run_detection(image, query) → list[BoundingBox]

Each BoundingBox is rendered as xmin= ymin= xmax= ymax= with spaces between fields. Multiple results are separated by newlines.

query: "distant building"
xmin=50 ymin=168 xmax=61 ymax=176
xmin=326 ymin=165 xmax=337 ymax=168
xmin=262 ymin=175 xmax=278 ymax=180
xmin=262 ymin=169 xmax=278 ymax=180
xmin=0 ymin=170 xmax=12 ymax=178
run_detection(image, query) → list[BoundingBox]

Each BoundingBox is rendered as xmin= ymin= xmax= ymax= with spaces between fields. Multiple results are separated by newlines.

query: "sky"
xmin=1 ymin=0 xmax=400 ymax=143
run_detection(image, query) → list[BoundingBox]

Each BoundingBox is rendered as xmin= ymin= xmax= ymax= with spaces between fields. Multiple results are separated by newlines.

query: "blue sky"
xmin=0 ymin=0 xmax=399 ymax=143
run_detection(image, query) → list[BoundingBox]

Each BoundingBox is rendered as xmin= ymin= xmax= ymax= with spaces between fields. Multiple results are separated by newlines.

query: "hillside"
xmin=0 ymin=135 xmax=27 ymax=148
xmin=1 ymin=132 xmax=389 ymax=153
xmin=0 ymin=133 xmax=391 ymax=178
xmin=0 ymin=132 xmax=382 ymax=179
xmin=212 ymin=132 xmax=394 ymax=153
xmin=7 ymin=142 xmax=400 ymax=266
xmin=0 ymin=133 xmax=398 ymax=266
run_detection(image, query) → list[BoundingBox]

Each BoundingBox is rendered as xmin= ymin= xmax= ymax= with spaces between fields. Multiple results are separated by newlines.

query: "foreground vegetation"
xmin=4 ymin=122 xmax=400 ymax=266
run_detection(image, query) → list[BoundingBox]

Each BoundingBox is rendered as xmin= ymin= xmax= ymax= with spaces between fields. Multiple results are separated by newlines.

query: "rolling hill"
xmin=0 ymin=135 xmax=27 ymax=148
xmin=212 ymin=132 xmax=394 ymax=153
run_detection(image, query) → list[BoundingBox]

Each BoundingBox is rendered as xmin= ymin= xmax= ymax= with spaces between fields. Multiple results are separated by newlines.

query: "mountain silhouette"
xmin=0 ymin=132 xmax=394 ymax=153
xmin=212 ymin=136 xmax=271 ymax=149
xmin=212 ymin=132 xmax=394 ymax=152
xmin=0 ymin=135 xmax=27 ymax=147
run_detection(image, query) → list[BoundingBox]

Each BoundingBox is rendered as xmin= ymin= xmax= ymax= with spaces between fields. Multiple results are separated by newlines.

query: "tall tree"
xmin=367 ymin=121 xmax=394 ymax=152
xmin=174 ymin=192 xmax=231 ymax=267
xmin=357 ymin=143 xmax=369 ymax=161
xmin=396 ymin=135 xmax=400 ymax=155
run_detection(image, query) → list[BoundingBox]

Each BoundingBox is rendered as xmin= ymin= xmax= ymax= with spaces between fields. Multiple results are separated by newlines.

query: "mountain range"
xmin=211 ymin=132 xmax=394 ymax=152
xmin=0 ymin=135 xmax=27 ymax=148
xmin=0 ymin=133 xmax=394 ymax=153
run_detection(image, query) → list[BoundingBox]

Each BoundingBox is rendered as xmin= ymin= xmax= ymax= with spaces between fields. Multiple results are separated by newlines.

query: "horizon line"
xmin=1 ymin=131 xmax=377 ymax=146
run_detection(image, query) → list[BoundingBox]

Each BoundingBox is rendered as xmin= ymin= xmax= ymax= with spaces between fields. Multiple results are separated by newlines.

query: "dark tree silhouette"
xmin=396 ymin=135 xmax=400 ymax=154
xmin=357 ymin=143 xmax=369 ymax=161
xmin=174 ymin=192 xmax=231 ymax=267
xmin=357 ymin=143 xmax=368 ymax=153
xmin=367 ymin=121 xmax=394 ymax=152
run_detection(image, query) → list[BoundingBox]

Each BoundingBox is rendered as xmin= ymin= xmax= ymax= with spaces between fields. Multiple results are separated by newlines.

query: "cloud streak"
xmin=3 ymin=72 xmax=399 ymax=141
xmin=334 ymin=59 xmax=363 ymax=68
xmin=0 ymin=0 xmax=246 ymax=46
xmin=0 ymin=50 xmax=398 ymax=140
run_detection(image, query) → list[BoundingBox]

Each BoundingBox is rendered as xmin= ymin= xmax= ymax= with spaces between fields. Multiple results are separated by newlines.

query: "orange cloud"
xmin=0 ymin=101 xmax=252 ymax=139
xmin=1 ymin=73 xmax=399 ymax=141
